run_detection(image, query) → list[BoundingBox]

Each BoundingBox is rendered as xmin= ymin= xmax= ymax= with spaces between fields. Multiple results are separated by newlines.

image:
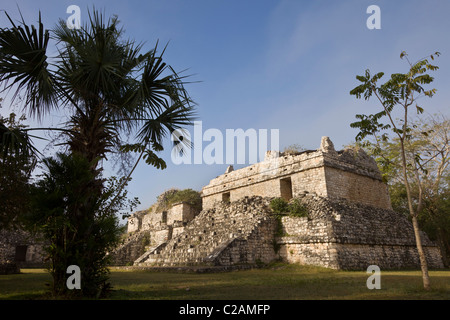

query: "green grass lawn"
xmin=1 ymin=264 xmax=449 ymax=300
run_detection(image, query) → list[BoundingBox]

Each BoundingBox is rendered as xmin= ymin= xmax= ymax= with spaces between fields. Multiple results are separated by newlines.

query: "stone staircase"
xmin=134 ymin=242 xmax=168 ymax=265
xmin=110 ymin=230 xmax=150 ymax=265
xmin=134 ymin=196 xmax=277 ymax=267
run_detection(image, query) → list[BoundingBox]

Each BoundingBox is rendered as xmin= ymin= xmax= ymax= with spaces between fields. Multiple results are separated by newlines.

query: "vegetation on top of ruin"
xmin=148 ymin=188 xmax=202 ymax=213
xmin=270 ymin=197 xmax=310 ymax=244
xmin=270 ymin=198 xmax=309 ymax=218
xmin=281 ymin=144 xmax=305 ymax=156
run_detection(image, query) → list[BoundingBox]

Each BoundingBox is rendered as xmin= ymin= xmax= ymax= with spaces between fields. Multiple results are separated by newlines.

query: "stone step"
xmin=135 ymin=196 xmax=274 ymax=267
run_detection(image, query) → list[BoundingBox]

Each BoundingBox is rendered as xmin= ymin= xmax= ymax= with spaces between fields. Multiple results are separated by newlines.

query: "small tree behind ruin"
xmin=349 ymin=51 xmax=440 ymax=290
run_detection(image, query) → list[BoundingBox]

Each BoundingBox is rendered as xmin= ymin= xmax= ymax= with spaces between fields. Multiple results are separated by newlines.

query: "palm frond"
xmin=136 ymin=100 xmax=196 ymax=154
xmin=0 ymin=121 xmax=39 ymax=159
xmin=0 ymin=11 xmax=57 ymax=118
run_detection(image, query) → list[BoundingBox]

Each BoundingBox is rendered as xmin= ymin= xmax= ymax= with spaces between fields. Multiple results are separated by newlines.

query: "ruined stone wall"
xmin=290 ymin=167 xmax=327 ymax=198
xmin=278 ymin=243 xmax=339 ymax=269
xmin=153 ymin=227 xmax=172 ymax=245
xmin=322 ymin=147 xmax=391 ymax=210
xmin=127 ymin=210 xmax=146 ymax=233
xmin=167 ymin=202 xmax=197 ymax=225
xmin=135 ymin=196 xmax=277 ymax=267
xmin=172 ymin=222 xmax=187 ymax=238
xmin=142 ymin=212 xmax=164 ymax=230
xmin=276 ymin=194 xmax=443 ymax=270
xmin=276 ymin=196 xmax=338 ymax=269
xmin=211 ymin=217 xmax=277 ymax=266
xmin=127 ymin=193 xmax=443 ymax=270
xmin=114 ymin=202 xmax=199 ymax=265
xmin=324 ymin=167 xmax=391 ymax=210
xmin=201 ymin=137 xmax=392 ymax=211
xmin=201 ymin=151 xmax=328 ymax=210
xmin=110 ymin=231 xmax=150 ymax=266
xmin=129 ymin=202 xmax=197 ymax=234
xmin=332 ymin=244 xmax=443 ymax=270
xmin=0 ymin=229 xmax=46 ymax=269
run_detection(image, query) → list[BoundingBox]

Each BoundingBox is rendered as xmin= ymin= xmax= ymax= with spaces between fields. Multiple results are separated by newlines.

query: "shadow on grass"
xmin=2 ymin=265 xmax=449 ymax=300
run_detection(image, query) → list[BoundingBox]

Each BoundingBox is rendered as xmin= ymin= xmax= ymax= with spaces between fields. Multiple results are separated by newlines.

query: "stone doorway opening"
xmin=280 ymin=177 xmax=293 ymax=201
xmin=222 ymin=192 xmax=230 ymax=203
xmin=15 ymin=245 xmax=27 ymax=263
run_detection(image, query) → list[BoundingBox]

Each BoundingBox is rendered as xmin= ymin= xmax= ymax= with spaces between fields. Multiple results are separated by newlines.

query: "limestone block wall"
xmin=117 ymin=203 xmax=200 ymax=265
xmin=201 ymin=137 xmax=391 ymax=211
xmin=324 ymin=167 xmax=391 ymax=210
xmin=278 ymin=243 xmax=339 ymax=269
xmin=332 ymin=243 xmax=443 ymax=270
xmin=276 ymin=200 xmax=338 ymax=269
xmin=135 ymin=196 xmax=277 ymax=267
xmin=153 ymin=227 xmax=172 ymax=245
xmin=0 ymin=229 xmax=46 ymax=268
xmin=210 ymin=217 xmax=277 ymax=266
xmin=129 ymin=203 xmax=198 ymax=233
xmin=322 ymin=148 xmax=391 ymax=210
xmin=110 ymin=231 xmax=150 ymax=266
xmin=142 ymin=212 xmax=164 ymax=231
xmin=172 ymin=221 xmax=187 ymax=238
xmin=201 ymin=151 xmax=328 ymax=210
xmin=290 ymin=167 xmax=327 ymax=198
xmin=127 ymin=213 xmax=143 ymax=233
xmin=167 ymin=202 xmax=198 ymax=225
xmin=276 ymin=194 xmax=444 ymax=270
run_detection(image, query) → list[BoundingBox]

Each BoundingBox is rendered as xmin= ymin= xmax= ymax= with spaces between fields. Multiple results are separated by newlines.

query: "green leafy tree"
xmin=350 ymin=51 xmax=440 ymax=290
xmin=0 ymin=9 xmax=195 ymax=297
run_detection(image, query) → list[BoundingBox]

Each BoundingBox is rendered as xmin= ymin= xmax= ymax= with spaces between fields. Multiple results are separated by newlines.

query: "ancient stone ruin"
xmin=0 ymin=229 xmax=46 ymax=274
xmin=112 ymin=201 xmax=200 ymax=265
xmin=114 ymin=136 xmax=444 ymax=270
xmin=2 ymin=136 xmax=443 ymax=273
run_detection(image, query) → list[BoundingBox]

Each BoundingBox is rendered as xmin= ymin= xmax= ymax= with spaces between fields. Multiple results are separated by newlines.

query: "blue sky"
xmin=1 ymin=0 xmax=450 ymax=221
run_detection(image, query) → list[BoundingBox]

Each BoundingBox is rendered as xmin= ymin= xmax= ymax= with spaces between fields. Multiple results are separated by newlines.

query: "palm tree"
xmin=1 ymin=8 xmax=195 ymax=170
xmin=0 ymin=9 xmax=196 ymax=296
xmin=1 ymin=8 xmax=196 ymax=196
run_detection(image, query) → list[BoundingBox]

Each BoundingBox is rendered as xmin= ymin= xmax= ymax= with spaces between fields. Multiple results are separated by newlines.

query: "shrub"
xmin=150 ymin=188 xmax=202 ymax=213
xmin=166 ymin=188 xmax=202 ymax=212
xmin=270 ymin=197 xmax=309 ymax=218
xmin=288 ymin=199 xmax=308 ymax=217
xmin=270 ymin=198 xmax=289 ymax=214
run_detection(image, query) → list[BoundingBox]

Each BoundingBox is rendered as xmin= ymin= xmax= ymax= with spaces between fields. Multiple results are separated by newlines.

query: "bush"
xmin=270 ymin=198 xmax=289 ymax=214
xmin=166 ymin=189 xmax=202 ymax=212
xmin=288 ymin=199 xmax=308 ymax=217
xmin=270 ymin=198 xmax=309 ymax=218
xmin=150 ymin=188 xmax=202 ymax=213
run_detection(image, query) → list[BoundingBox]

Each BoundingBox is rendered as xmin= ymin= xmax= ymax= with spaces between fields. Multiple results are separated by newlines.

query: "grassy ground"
xmin=1 ymin=263 xmax=449 ymax=300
